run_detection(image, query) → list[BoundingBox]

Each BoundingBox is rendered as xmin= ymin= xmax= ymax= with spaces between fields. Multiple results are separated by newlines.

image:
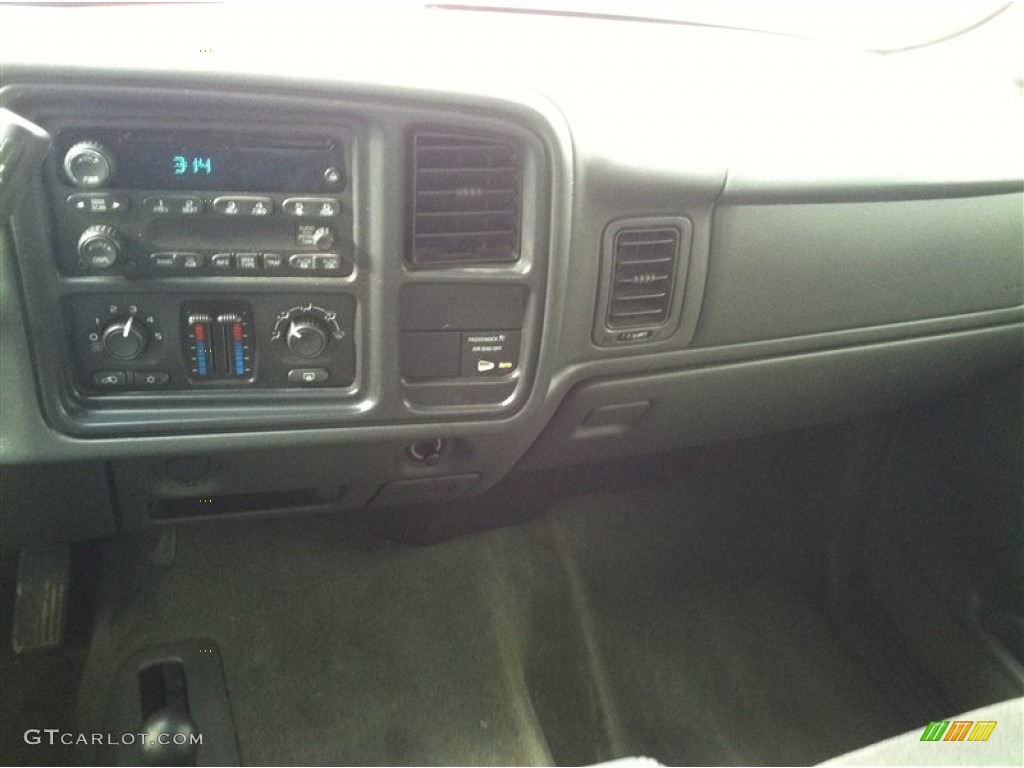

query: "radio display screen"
xmin=58 ymin=129 xmax=345 ymax=192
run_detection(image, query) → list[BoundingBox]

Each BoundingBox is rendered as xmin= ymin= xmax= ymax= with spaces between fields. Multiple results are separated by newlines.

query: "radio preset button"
xmin=283 ymin=198 xmax=340 ymax=218
xmin=143 ymin=197 xmax=173 ymax=214
xmin=210 ymin=253 xmax=235 ymax=270
xmin=213 ymin=196 xmax=274 ymax=216
xmin=144 ymin=196 xmax=205 ymax=215
xmin=177 ymin=197 xmax=204 ymax=215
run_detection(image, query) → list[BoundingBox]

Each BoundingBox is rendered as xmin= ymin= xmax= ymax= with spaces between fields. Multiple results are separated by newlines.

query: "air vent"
xmin=606 ymin=227 xmax=680 ymax=328
xmin=410 ymin=132 xmax=521 ymax=266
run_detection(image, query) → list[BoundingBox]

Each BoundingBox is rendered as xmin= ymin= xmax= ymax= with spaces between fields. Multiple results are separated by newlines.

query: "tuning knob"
xmin=78 ymin=224 xmax=125 ymax=270
xmin=312 ymin=226 xmax=335 ymax=251
xmin=101 ymin=315 xmax=149 ymax=360
xmin=63 ymin=141 xmax=116 ymax=188
xmin=285 ymin=317 xmax=329 ymax=358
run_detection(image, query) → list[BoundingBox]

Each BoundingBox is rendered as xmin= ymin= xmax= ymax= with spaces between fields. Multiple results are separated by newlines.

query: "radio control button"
xmin=179 ymin=253 xmax=205 ymax=270
xmin=210 ymin=253 xmax=235 ymax=270
xmin=214 ymin=197 xmax=241 ymax=215
xmin=323 ymin=166 xmax=344 ymax=187
xmin=177 ymin=197 xmax=204 ymax=215
xmin=316 ymin=254 xmax=352 ymax=276
xmin=78 ymin=225 xmax=124 ymax=270
xmin=283 ymin=198 xmax=340 ymax=217
xmin=67 ymin=193 xmax=129 ymax=214
xmin=296 ymin=224 xmax=335 ymax=250
xmin=262 ymin=253 xmax=285 ymax=271
xmin=213 ymin=196 xmax=273 ymax=216
xmin=144 ymin=195 xmax=205 ymax=215
xmin=236 ymin=253 xmax=261 ymax=271
xmin=288 ymin=254 xmax=316 ymax=271
xmin=150 ymin=252 xmax=179 ymax=269
xmin=143 ymin=197 xmax=173 ymax=214
xmin=65 ymin=142 xmax=115 ymax=188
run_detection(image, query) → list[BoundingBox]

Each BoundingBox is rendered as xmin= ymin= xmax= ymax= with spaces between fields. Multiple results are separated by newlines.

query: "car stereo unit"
xmin=47 ymin=127 xmax=355 ymax=279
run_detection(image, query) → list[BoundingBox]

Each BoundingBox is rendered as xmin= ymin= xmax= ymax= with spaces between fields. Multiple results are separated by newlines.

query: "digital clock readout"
xmin=173 ymin=155 xmax=213 ymax=176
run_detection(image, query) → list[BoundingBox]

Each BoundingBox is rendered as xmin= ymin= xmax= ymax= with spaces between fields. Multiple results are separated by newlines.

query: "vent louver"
xmin=606 ymin=227 xmax=680 ymax=328
xmin=410 ymin=132 xmax=521 ymax=266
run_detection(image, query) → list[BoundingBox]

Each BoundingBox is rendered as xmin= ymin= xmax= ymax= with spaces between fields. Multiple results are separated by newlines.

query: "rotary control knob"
xmin=63 ymin=141 xmax=116 ymax=188
xmin=78 ymin=224 xmax=125 ymax=270
xmin=312 ymin=227 xmax=335 ymax=251
xmin=101 ymin=316 xmax=149 ymax=360
xmin=285 ymin=317 xmax=329 ymax=358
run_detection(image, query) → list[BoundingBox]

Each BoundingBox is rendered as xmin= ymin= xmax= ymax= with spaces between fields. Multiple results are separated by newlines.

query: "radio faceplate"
xmin=48 ymin=128 xmax=355 ymax=279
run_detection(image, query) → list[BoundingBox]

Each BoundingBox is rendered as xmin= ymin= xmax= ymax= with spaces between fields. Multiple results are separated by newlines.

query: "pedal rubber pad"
xmin=12 ymin=547 xmax=71 ymax=653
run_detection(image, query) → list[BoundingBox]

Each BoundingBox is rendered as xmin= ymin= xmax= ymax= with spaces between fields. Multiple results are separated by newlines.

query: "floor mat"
xmin=75 ymin=462 xmax=930 ymax=766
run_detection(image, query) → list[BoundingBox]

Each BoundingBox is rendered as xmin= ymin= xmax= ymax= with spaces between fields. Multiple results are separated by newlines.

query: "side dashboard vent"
xmin=410 ymin=132 xmax=521 ymax=266
xmin=606 ymin=226 xmax=681 ymax=328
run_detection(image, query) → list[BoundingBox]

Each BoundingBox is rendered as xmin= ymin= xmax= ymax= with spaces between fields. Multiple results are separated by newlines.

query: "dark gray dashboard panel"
xmin=522 ymin=325 xmax=1024 ymax=470
xmin=0 ymin=82 xmax=558 ymax=438
xmin=0 ymin=4 xmax=1022 ymax=535
xmin=694 ymin=194 xmax=1024 ymax=346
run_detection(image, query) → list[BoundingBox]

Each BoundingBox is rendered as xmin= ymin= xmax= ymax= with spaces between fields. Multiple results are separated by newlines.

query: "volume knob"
xmin=63 ymin=141 xmax=116 ymax=188
xmin=78 ymin=224 xmax=125 ymax=270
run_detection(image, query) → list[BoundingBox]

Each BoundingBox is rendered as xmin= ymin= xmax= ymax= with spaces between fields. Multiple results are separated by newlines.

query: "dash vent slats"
xmin=607 ymin=227 xmax=680 ymax=328
xmin=410 ymin=133 xmax=521 ymax=266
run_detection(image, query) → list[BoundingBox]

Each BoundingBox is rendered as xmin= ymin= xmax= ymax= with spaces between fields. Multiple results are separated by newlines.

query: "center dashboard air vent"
xmin=409 ymin=132 xmax=521 ymax=267
xmin=595 ymin=217 xmax=693 ymax=346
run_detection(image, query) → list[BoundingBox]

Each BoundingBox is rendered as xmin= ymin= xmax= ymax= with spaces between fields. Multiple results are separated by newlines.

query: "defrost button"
xmin=92 ymin=371 xmax=127 ymax=387
xmin=287 ymin=368 xmax=330 ymax=385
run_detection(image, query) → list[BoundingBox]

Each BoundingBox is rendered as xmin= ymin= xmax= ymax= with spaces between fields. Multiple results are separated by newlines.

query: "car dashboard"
xmin=1 ymin=3 xmax=1022 ymax=543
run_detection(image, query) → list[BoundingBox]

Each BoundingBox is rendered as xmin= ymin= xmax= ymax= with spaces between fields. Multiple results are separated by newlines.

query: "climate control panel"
xmin=66 ymin=294 xmax=356 ymax=393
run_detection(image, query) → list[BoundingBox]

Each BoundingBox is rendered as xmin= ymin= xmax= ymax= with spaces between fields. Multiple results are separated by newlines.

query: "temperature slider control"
xmin=184 ymin=305 xmax=255 ymax=381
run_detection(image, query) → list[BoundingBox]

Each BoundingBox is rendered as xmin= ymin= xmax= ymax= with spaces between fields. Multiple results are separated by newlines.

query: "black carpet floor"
xmin=70 ymin=446 xmax=942 ymax=767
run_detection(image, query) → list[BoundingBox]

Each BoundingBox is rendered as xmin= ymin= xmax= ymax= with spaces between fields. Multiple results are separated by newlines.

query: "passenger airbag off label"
xmin=461 ymin=331 xmax=520 ymax=377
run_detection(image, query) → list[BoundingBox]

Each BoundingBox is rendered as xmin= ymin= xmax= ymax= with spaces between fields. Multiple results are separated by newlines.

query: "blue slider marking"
xmin=234 ymin=342 xmax=245 ymax=376
xmin=197 ymin=342 xmax=208 ymax=376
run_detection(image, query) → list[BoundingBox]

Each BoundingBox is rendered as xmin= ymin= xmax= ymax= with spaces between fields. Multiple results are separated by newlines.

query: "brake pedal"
xmin=12 ymin=546 xmax=70 ymax=653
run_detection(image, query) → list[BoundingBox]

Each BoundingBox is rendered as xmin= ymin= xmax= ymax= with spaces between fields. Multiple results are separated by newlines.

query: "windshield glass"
xmin=436 ymin=1 xmax=1013 ymax=52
